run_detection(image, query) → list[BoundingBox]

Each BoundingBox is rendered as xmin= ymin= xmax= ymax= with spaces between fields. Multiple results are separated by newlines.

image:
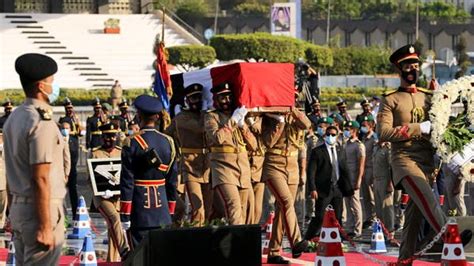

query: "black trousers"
xmin=304 ymin=185 xmax=343 ymax=240
xmin=67 ymin=136 xmax=79 ymax=218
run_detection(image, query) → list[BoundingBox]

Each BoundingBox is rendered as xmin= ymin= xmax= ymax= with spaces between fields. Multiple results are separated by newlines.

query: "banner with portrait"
xmin=87 ymin=158 xmax=121 ymax=196
xmin=270 ymin=3 xmax=296 ymax=38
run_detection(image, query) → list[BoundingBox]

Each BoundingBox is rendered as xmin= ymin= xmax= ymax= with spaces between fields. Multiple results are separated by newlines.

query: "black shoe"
xmin=461 ymin=229 xmax=472 ymax=246
xmin=267 ymin=255 xmax=290 ymax=264
xmin=292 ymin=240 xmax=309 ymax=258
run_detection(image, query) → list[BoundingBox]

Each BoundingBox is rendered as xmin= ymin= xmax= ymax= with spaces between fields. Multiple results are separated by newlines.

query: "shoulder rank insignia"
xmin=382 ymin=89 xmax=397 ymax=97
xmin=417 ymin=87 xmax=433 ymax=95
xmin=36 ymin=107 xmax=52 ymax=120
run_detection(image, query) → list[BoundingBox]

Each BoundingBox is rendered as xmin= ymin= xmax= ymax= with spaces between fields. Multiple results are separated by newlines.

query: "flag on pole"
xmin=153 ymin=41 xmax=172 ymax=110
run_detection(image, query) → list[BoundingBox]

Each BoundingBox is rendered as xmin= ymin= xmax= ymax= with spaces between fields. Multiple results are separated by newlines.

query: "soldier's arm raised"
xmin=240 ymin=123 xmax=258 ymax=152
xmin=291 ymin=108 xmax=312 ymax=130
xmin=262 ymin=115 xmax=285 ymax=148
xmin=204 ymin=112 xmax=234 ymax=146
xmin=376 ymin=97 xmax=421 ymax=142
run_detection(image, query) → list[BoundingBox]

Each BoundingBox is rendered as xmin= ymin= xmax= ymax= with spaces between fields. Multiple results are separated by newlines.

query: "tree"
xmin=420 ymin=2 xmax=470 ymax=23
xmin=175 ymin=0 xmax=209 ymax=23
xmin=455 ymin=36 xmax=471 ymax=77
xmin=167 ymin=45 xmax=216 ymax=71
xmin=233 ymin=1 xmax=269 ymax=17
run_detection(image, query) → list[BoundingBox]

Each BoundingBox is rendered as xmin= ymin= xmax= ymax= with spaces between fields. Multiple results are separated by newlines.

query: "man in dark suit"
xmin=304 ymin=125 xmax=354 ymax=241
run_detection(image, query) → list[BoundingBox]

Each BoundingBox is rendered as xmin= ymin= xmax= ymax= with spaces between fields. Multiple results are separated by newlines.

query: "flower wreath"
xmin=429 ymin=75 xmax=474 ymax=182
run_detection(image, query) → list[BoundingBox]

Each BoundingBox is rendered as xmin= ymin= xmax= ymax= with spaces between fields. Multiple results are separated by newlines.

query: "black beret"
xmin=184 ymin=83 xmax=203 ymax=97
xmin=134 ymin=94 xmax=163 ymax=114
xmin=389 ymin=44 xmax=420 ymax=67
xmin=15 ymin=53 xmax=57 ymax=87
xmin=210 ymin=83 xmax=232 ymax=95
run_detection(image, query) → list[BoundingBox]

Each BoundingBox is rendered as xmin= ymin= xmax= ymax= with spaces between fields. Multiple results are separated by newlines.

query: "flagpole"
xmin=161 ymin=7 xmax=165 ymax=43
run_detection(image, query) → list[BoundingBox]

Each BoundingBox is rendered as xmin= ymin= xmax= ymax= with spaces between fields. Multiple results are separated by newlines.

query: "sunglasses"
xmin=326 ymin=133 xmax=337 ymax=137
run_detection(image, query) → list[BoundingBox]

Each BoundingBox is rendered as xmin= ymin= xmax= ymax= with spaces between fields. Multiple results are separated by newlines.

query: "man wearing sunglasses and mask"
xmin=377 ymin=44 xmax=472 ymax=263
xmin=166 ymin=83 xmax=212 ymax=226
xmin=204 ymin=83 xmax=257 ymax=225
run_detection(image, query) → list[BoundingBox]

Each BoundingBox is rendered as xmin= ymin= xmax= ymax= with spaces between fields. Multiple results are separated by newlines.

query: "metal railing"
xmin=141 ymin=1 xmax=205 ymax=43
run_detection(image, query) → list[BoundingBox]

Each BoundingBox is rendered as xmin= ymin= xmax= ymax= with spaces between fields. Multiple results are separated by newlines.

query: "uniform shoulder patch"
xmin=382 ymin=89 xmax=397 ymax=97
xmin=417 ymin=87 xmax=433 ymax=95
xmin=36 ymin=107 xmax=52 ymax=120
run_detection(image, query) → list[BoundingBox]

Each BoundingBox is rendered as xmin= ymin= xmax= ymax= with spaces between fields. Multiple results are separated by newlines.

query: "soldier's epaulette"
xmin=115 ymin=145 xmax=122 ymax=150
xmin=417 ymin=87 xmax=433 ymax=95
xmin=382 ymin=89 xmax=397 ymax=97
xmin=36 ymin=107 xmax=52 ymax=120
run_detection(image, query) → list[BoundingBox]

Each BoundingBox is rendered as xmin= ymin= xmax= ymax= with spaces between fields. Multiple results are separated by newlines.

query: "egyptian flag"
xmin=170 ymin=62 xmax=295 ymax=116
xmin=153 ymin=41 xmax=172 ymax=110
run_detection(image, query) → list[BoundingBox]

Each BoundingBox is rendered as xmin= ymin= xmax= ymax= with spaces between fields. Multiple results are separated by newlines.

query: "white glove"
xmin=102 ymin=190 xmax=114 ymax=199
xmin=266 ymin=113 xmax=285 ymax=123
xmin=122 ymin=221 xmax=131 ymax=231
xmin=420 ymin=121 xmax=431 ymax=134
xmin=238 ymin=117 xmax=246 ymax=128
xmin=231 ymin=108 xmax=244 ymax=124
xmin=237 ymin=106 xmax=248 ymax=118
xmin=174 ymin=104 xmax=182 ymax=115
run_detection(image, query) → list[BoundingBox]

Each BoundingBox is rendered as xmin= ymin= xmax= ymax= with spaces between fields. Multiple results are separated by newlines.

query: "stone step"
xmin=62 ymin=56 xmax=89 ymax=60
xmin=27 ymin=36 xmax=54 ymax=39
xmin=92 ymin=84 xmax=115 ymax=87
xmin=39 ymin=46 xmax=67 ymax=49
xmin=45 ymin=51 xmax=73 ymax=55
xmin=16 ymin=25 xmax=43 ymax=29
xmin=86 ymin=78 xmax=114 ymax=82
xmin=10 ymin=20 xmax=38 ymax=24
xmin=33 ymin=41 xmax=61 ymax=44
xmin=73 ymin=67 xmax=102 ymax=71
xmin=5 ymin=15 xmax=32 ymax=19
xmin=21 ymin=31 xmax=49 ymax=34
xmin=80 ymin=73 xmax=108 ymax=76
xmin=67 ymin=62 xmax=95 ymax=65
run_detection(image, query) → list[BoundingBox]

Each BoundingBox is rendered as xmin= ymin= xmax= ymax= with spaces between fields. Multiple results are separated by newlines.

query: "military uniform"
xmin=118 ymin=99 xmax=133 ymax=132
xmin=373 ymin=143 xmax=395 ymax=230
xmin=377 ymin=44 xmax=446 ymax=262
xmin=120 ymin=95 xmax=177 ymax=248
xmin=0 ymin=100 xmax=13 ymax=133
xmin=0 ymin=134 xmax=7 ymax=229
xmin=343 ymin=124 xmax=365 ymax=236
xmin=361 ymin=130 xmax=377 ymax=223
xmin=261 ymin=108 xmax=311 ymax=259
xmin=86 ymin=99 xmax=105 ymax=149
xmin=166 ymin=110 xmax=212 ymax=226
xmin=90 ymin=124 xmax=128 ymax=261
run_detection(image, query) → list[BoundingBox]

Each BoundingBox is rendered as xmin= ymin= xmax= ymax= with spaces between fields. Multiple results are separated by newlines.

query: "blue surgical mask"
xmin=127 ymin=129 xmax=134 ymax=136
xmin=343 ymin=130 xmax=351 ymax=138
xmin=317 ymin=127 xmax=324 ymax=136
xmin=60 ymin=128 xmax=69 ymax=137
xmin=325 ymin=135 xmax=337 ymax=146
xmin=41 ymin=81 xmax=60 ymax=103
xmin=360 ymin=126 xmax=369 ymax=134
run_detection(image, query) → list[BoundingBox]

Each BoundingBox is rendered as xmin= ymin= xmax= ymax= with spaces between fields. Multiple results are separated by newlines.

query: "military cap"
xmin=15 ymin=53 xmax=58 ymax=87
xmin=311 ymin=97 xmax=320 ymax=106
xmin=99 ymin=123 xmax=119 ymax=134
xmin=360 ymin=115 xmax=375 ymax=122
xmin=133 ymin=94 xmax=163 ymax=114
xmin=210 ymin=83 xmax=232 ymax=95
xmin=63 ymin=97 xmax=73 ymax=107
xmin=360 ymin=99 xmax=371 ymax=106
xmin=92 ymin=97 xmax=101 ymax=107
xmin=317 ymin=117 xmax=334 ymax=125
xmin=128 ymin=119 xmax=137 ymax=126
xmin=2 ymin=99 xmax=13 ymax=108
xmin=102 ymin=103 xmax=112 ymax=112
xmin=119 ymin=98 xmax=129 ymax=108
xmin=344 ymin=120 xmax=360 ymax=129
xmin=389 ymin=44 xmax=420 ymax=68
xmin=336 ymin=97 xmax=347 ymax=107
xmin=185 ymin=83 xmax=203 ymax=97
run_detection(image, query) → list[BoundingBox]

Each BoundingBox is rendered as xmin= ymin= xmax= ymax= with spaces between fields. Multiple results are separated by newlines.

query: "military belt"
xmin=12 ymin=195 xmax=63 ymax=204
xmin=91 ymin=131 xmax=102 ymax=135
xmin=267 ymin=148 xmax=299 ymax=157
xmin=135 ymin=179 xmax=165 ymax=187
xmin=210 ymin=146 xmax=246 ymax=153
xmin=181 ymin=148 xmax=208 ymax=154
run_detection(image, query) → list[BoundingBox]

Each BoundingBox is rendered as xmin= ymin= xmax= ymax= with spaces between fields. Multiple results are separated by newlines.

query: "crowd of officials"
xmin=0 ymin=47 xmax=472 ymax=265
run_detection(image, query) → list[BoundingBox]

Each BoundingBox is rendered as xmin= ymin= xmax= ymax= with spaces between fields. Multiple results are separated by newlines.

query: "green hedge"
xmin=0 ymin=88 xmax=150 ymax=106
xmin=168 ymin=45 xmax=216 ymax=70
xmin=304 ymin=44 xmax=334 ymax=69
xmin=328 ymin=46 xmax=393 ymax=75
xmin=319 ymin=87 xmax=389 ymax=108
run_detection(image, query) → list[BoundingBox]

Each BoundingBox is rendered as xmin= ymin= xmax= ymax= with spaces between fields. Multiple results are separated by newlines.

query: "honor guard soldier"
xmin=307 ymin=98 xmax=323 ymax=128
xmin=356 ymin=97 xmax=373 ymax=125
xmin=335 ymin=98 xmax=352 ymax=123
xmin=59 ymin=97 xmax=82 ymax=220
xmin=261 ymin=106 xmax=311 ymax=263
xmin=377 ymin=44 xmax=472 ymax=262
xmin=359 ymin=115 xmax=377 ymax=228
xmin=90 ymin=123 xmax=128 ymax=261
xmin=166 ymin=83 xmax=213 ymax=226
xmin=0 ymin=99 xmax=13 ymax=132
xmin=86 ymin=98 xmax=105 ymax=149
xmin=118 ymin=98 xmax=133 ymax=132
xmin=4 ymin=53 xmax=68 ymax=265
xmin=204 ymin=83 xmax=257 ymax=225
xmin=120 ymin=95 xmax=178 ymax=248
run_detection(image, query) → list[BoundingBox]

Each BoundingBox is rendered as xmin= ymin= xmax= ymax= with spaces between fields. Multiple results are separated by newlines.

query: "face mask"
xmin=40 ymin=81 xmax=60 ymax=103
xmin=360 ymin=126 xmax=369 ymax=134
xmin=127 ymin=129 xmax=134 ymax=136
xmin=325 ymin=135 xmax=337 ymax=146
xmin=60 ymin=128 xmax=69 ymax=137
xmin=401 ymin=69 xmax=419 ymax=85
xmin=343 ymin=130 xmax=351 ymax=139
xmin=317 ymin=127 xmax=324 ymax=136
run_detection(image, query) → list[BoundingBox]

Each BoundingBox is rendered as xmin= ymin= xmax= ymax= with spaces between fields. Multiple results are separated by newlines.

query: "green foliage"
xmin=168 ymin=45 xmax=216 ymax=71
xmin=456 ymin=36 xmax=471 ymax=76
xmin=319 ymin=87 xmax=389 ymax=108
xmin=175 ymin=0 xmax=209 ymax=23
xmin=0 ymin=89 xmax=149 ymax=106
xmin=421 ymin=2 xmax=470 ymax=23
xmin=361 ymin=1 xmax=398 ymax=20
xmin=304 ymin=44 xmax=333 ymax=69
xmin=233 ymin=2 xmax=269 ymax=17
xmin=443 ymin=114 xmax=474 ymax=153
xmin=328 ymin=46 xmax=392 ymax=75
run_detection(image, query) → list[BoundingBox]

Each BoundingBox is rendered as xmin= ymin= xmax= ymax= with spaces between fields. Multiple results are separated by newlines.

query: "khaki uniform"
xmin=295 ymin=143 xmax=307 ymax=235
xmin=3 ymin=98 xmax=67 ymax=265
xmin=90 ymin=146 xmax=128 ymax=262
xmin=442 ymin=164 xmax=467 ymax=216
xmin=373 ymin=144 xmax=395 ymax=230
xmin=166 ymin=110 xmax=212 ymax=226
xmin=261 ymin=109 xmax=310 ymax=257
xmin=362 ymin=132 xmax=377 ymax=222
xmin=376 ymin=87 xmax=446 ymax=261
xmin=246 ymin=117 xmax=266 ymax=224
xmin=0 ymin=134 xmax=7 ymax=229
xmin=343 ymin=138 xmax=365 ymax=235
xmin=204 ymin=110 xmax=257 ymax=225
